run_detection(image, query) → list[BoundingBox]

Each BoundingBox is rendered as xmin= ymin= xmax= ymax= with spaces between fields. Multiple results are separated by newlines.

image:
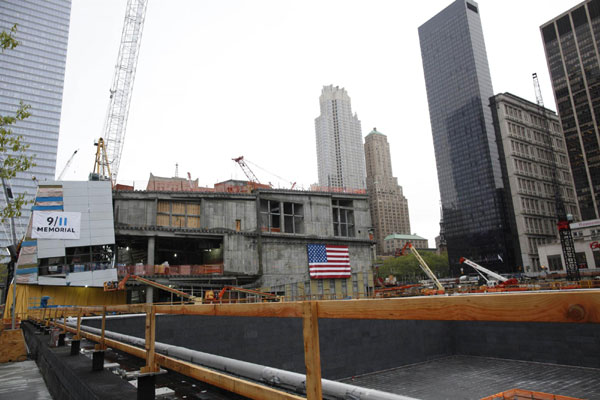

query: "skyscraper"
xmin=541 ymin=0 xmax=600 ymax=221
xmin=364 ymin=128 xmax=411 ymax=255
xmin=315 ymin=85 xmax=366 ymax=191
xmin=419 ymin=0 xmax=516 ymax=273
xmin=0 ymin=0 xmax=71 ymax=247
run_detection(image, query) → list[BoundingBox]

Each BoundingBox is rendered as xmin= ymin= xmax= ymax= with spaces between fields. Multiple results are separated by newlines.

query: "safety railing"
xmin=28 ymin=290 xmax=600 ymax=400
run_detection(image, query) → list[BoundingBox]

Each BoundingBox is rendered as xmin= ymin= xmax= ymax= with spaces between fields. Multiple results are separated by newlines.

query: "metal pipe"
xmin=66 ymin=319 xmax=415 ymax=400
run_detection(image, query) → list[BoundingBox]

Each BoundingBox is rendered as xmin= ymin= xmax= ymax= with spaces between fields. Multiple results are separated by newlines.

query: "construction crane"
xmin=532 ymin=73 xmax=580 ymax=281
xmin=232 ymin=156 xmax=260 ymax=183
xmin=95 ymin=0 xmax=149 ymax=185
xmin=460 ymin=257 xmax=518 ymax=287
xmin=406 ymin=243 xmax=445 ymax=292
xmin=57 ymin=149 xmax=78 ymax=180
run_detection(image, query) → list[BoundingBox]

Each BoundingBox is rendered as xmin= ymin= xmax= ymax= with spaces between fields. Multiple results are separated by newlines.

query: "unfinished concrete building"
xmin=112 ymin=188 xmax=375 ymax=300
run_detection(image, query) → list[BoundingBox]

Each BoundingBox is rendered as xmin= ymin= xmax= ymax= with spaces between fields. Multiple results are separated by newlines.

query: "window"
xmin=576 ymin=252 xmax=588 ymax=268
xmin=547 ymin=255 xmax=563 ymax=271
xmin=260 ymin=199 xmax=303 ymax=233
xmin=332 ymin=199 xmax=355 ymax=237
xmin=157 ymin=201 xmax=201 ymax=228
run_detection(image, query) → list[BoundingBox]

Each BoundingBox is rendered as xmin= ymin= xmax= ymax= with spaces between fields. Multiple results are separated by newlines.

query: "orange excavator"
xmin=104 ymin=274 xmax=201 ymax=303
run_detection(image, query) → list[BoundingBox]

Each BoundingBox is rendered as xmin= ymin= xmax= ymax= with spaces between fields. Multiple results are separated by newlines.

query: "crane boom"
xmin=232 ymin=156 xmax=260 ymax=183
xmin=460 ymin=257 xmax=507 ymax=283
xmin=407 ymin=243 xmax=444 ymax=292
xmin=532 ymin=73 xmax=580 ymax=281
xmin=57 ymin=149 xmax=78 ymax=180
xmin=99 ymin=0 xmax=148 ymax=184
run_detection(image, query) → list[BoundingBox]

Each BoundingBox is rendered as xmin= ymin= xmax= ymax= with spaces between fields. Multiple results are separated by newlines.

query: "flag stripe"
xmin=307 ymin=243 xmax=351 ymax=279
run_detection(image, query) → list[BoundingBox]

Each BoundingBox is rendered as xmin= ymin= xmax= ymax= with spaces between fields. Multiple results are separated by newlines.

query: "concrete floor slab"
xmin=341 ymin=355 xmax=600 ymax=400
xmin=0 ymin=360 xmax=51 ymax=400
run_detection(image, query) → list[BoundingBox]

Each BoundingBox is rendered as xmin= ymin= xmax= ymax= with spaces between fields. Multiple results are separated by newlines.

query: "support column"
xmin=146 ymin=286 xmax=154 ymax=304
xmin=147 ymin=237 xmax=155 ymax=266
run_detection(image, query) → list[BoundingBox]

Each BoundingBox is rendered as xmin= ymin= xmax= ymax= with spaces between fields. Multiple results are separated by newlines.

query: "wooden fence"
xmin=29 ymin=290 xmax=600 ymax=400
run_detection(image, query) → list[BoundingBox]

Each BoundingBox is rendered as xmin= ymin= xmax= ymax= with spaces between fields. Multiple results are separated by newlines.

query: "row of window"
xmin=154 ymin=199 xmax=358 ymax=237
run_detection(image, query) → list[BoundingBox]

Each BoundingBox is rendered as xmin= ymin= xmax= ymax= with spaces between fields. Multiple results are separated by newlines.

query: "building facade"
xmin=384 ymin=234 xmax=428 ymax=254
xmin=538 ymin=219 xmax=600 ymax=273
xmin=419 ymin=0 xmax=516 ymax=273
xmin=315 ymin=85 xmax=367 ymax=191
xmin=0 ymin=0 xmax=71 ymax=247
xmin=491 ymin=93 xmax=580 ymax=272
xmin=113 ymin=188 xmax=375 ymax=299
xmin=541 ymin=0 xmax=600 ymax=221
xmin=364 ymin=128 xmax=411 ymax=255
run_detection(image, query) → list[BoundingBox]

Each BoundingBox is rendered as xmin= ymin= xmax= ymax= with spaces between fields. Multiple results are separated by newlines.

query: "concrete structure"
xmin=384 ymin=233 xmax=428 ymax=254
xmin=113 ymin=188 xmax=375 ymax=297
xmin=364 ymin=128 xmax=411 ymax=255
xmin=14 ymin=181 xmax=117 ymax=287
xmin=0 ymin=1 xmax=71 ymax=248
xmin=315 ymin=85 xmax=367 ymax=191
xmin=538 ymin=218 xmax=600 ymax=272
xmin=541 ymin=1 xmax=600 ymax=221
xmin=491 ymin=93 xmax=580 ymax=272
xmin=419 ymin=0 xmax=517 ymax=274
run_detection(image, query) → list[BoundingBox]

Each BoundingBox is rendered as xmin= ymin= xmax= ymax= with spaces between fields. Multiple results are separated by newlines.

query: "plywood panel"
xmin=187 ymin=203 xmax=200 ymax=216
xmin=172 ymin=202 xmax=186 ymax=215
xmin=157 ymin=201 xmax=170 ymax=213
xmin=188 ymin=216 xmax=201 ymax=228
xmin=157 ymin=214 xmax=170 ymax=227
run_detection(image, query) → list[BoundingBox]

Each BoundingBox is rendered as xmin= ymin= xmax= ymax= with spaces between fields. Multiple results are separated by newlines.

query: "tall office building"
xmin=364 ymin=128 xmax=411 ymax=255
xmin=491 ymin=93 xmax=580 ymax=271
xmin=419 ymin=0 xmax=516 ymax=273
xmin=541 ymin=0 xmax=600 ymax=221
xmin=0 ymin=1 xmax=71 ymax=247
xmin=315 ymin=85 xmax=366 ymax=191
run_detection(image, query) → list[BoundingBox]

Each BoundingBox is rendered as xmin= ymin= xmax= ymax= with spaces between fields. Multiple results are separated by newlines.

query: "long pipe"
xmin=66 ymin=318 xmax=416 ymax=400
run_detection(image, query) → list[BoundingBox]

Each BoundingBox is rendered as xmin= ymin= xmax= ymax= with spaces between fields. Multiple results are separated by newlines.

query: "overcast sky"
xmin=57 ymin=0 xmax=576 ymax=246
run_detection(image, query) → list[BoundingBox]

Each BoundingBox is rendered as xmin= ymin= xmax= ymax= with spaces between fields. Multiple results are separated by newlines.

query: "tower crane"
xmin=57 ymin=149 xmax=78 ymax=180
xmin=532 ymin=73 xmax=580 ymax=281
xmin=93 ymin=0 xmax=149 ymax=185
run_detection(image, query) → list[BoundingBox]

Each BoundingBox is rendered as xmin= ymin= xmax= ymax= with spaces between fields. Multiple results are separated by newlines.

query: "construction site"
xmin=2 ymin=1 xmax=600 ymax=399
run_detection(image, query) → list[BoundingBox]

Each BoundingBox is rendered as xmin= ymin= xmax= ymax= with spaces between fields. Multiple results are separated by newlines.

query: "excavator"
xmin=104 ymin=274 xmax=201 ymax=304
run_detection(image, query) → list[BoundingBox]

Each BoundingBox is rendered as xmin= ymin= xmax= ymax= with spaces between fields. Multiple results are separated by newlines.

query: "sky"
xmin=56 ymin=0 xmax=576 ymax=246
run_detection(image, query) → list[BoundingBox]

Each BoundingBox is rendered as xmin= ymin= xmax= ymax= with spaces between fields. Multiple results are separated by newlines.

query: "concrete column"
xmin=147 ymin=237 xmax=155 ymax=266
xmin=146 ymin=286 xmax=154 ymax=304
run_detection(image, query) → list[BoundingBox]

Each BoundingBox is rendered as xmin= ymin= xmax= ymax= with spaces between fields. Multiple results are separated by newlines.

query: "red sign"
xmin=591 ymin=241 xmax=600 ymax=251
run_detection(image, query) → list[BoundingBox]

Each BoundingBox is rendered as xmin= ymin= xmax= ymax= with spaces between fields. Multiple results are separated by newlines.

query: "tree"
xmin=0 ymin=24 xmax=36 ymax=225
xmin=1 ymin=24 xmax=36 ymax=312
xmin=378 ymin=251 xmax=450 ymax=283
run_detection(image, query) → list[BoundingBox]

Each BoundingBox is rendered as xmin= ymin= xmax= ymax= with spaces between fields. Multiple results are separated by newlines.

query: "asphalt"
xmin=340 ymin=355 xmax=600 ymax=400
xmin=0 ymin=360 xmax=52 ymax=400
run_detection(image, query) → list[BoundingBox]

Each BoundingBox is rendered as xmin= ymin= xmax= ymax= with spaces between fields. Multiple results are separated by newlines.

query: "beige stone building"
xmin=364 ymin=128 xmax=411 ymax=255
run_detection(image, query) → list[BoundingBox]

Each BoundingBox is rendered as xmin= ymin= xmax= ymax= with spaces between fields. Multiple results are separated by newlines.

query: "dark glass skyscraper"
xmin=0 ymin=0 xmax=71 ymax=247
xmin=419 ymin=0 xmax=516 ymax=273
xmin=541 ymin=0 xmax=600 ymax=221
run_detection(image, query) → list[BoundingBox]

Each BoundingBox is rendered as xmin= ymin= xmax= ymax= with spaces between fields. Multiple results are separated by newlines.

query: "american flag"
xmin=307 ymin=244 xmax=351 ymax=279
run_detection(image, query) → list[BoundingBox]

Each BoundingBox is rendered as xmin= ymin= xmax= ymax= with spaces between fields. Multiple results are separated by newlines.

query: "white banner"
xmin=32 ymin=211 xmax=81 ymax=239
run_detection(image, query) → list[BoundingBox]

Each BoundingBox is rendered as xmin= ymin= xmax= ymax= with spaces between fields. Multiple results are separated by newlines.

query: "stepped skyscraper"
xmin=364 ymin=128 xmax=411 ymax=255
xmin=315 ymin=85 xmax=366 ymax=191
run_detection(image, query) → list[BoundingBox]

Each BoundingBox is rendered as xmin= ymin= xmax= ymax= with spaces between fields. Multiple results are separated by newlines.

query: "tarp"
xmin=2 ymin=284 xmax=126 ymax=319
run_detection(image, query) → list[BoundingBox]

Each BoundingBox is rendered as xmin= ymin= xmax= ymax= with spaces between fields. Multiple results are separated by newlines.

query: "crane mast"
xmin=98 ymin=0 xmax=148 ymax=184
xmin=532 ymin=73 xmax=580 ymax=280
